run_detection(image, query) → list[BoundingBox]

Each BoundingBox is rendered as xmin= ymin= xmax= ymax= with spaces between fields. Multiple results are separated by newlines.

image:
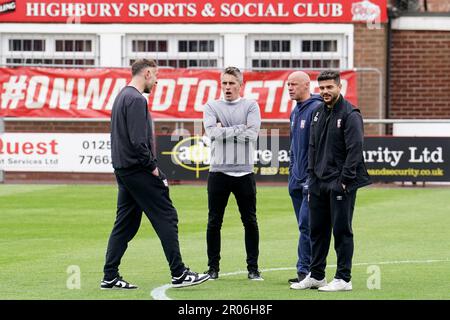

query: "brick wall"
xmin=389 ymin=30 xmax=450 ymax=118
xmin=389 ymin=0 xmax=450 ymax=12
xmin=177 ymin=121 xmax=291 ymax=137
xmin=421 ymin=0 xmax=450 ymax=12
xmin=354 ymin=23 xmax=388 ymax=135
xmin=5 ymin=121 xmax=110 ymax=133
xmin=4 ymin=172 xmax=115 ymax=183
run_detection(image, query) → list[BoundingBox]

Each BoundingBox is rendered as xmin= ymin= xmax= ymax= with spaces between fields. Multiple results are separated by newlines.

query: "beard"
xmin=143 ymin=84 xmax=153 ymax=94
xmin=323 ymin=93 xmax=339 ymax=106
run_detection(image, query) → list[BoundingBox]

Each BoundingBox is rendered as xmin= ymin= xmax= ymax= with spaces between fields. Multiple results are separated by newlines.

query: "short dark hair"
xmin=317 ymin=70 xmax=340 ymax=85
xmin=131 ymin=59 xmax=157 ymax=76
xmin=222 ymin=66 xmax=243 ymax=84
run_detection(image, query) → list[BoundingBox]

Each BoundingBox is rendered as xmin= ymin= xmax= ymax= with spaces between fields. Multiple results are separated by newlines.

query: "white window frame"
xmin=247 ymin=33 xmax=348 ymax=70
xmin=0 ymin=33 xmax=99 ymax=67
xmin=123 ymin=34 xmax=224 ymax=68
xmin=0 ymin=23 xmax=353 ymax=68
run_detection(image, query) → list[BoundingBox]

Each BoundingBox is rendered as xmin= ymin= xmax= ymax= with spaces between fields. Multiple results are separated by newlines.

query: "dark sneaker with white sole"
xmin=288 ymin=277 xmax=299 ymax=284
xmin=204 ymin=268 xmax=219 ymax=280
xmin=248 ymin=270 xmax=264 ymax=281
xmin=288 ymin=272 xmax=308 ymax=284
xmin=172 ymin=268 xmax=210 ymax=288
xmin=100 ymin=276 xmax=138 ymax=290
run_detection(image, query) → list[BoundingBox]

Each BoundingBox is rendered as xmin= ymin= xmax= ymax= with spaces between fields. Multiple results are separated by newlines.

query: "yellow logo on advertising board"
xmin=161 ymin=135 xmax=210 ymax=178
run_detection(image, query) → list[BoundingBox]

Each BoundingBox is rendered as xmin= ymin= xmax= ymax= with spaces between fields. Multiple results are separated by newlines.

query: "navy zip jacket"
xmin=308 ymin=94 xmax=371 ymax=194
xmin=289 ymin=94 xmax=323 ymax=187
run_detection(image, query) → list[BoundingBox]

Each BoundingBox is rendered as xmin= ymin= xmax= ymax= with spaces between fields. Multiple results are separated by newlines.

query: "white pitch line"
xmin=150 ymin=258 xmax=450 ymax=300
xmin=150 ymin=284 xmax=172 ymax=300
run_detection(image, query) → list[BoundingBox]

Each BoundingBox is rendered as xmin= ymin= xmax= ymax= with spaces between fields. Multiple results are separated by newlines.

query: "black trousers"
xmin=207 ymin=172 xmax=259 ymax=272
xmin=103 ymin=169 xmax=185 ymax=280
xmin=309 ymin=181 xmax=357 ymax=282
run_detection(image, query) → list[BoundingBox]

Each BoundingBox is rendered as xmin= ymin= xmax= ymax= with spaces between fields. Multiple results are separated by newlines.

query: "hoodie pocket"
xmin=332 ymin=178 xmax=345 ymax=194
xmin=156 ymin=169 xmax=169 ymax=188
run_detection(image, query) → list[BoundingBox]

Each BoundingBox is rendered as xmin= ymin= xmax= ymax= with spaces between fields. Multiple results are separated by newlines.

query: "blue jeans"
xmin=288 ymin=179 xmax=311 ymax=275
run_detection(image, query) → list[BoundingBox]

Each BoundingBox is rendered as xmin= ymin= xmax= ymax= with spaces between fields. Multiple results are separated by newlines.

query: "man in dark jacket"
xmin=286 ymin=71 xmax=322 ymax=285
xmin=291 ymin=70 xmax=371 ymax=292
xmin=101 ymin=59 xmax=209 ymax=290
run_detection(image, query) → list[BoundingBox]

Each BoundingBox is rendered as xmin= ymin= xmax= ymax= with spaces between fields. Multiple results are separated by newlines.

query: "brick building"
xmin=390 ymin=1 xmax=450 ymax=119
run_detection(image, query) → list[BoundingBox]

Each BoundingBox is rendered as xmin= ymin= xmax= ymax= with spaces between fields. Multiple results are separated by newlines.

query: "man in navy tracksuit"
xmin=286 ymin=71 xmax=323 ymax=285
xmin=291 ymin=70 xmax=371 ymax=292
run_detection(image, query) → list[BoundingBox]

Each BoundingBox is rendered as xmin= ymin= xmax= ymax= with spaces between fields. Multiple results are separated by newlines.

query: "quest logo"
xmin=0 ymin=138 xmax=59 ymax=155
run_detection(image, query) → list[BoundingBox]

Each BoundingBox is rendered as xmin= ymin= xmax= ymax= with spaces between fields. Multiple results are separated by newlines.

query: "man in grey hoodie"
xmin=203 ymin=66 xmax=262 ymax=281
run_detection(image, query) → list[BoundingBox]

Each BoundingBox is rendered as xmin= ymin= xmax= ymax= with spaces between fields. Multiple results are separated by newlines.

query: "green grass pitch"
xmin=0 ymin=184 xmax=449 ymax=300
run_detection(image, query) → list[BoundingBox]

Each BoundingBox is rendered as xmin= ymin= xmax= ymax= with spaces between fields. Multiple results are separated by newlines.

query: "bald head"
xmin=287 ymin=71 xmax=311 ymax=102
xmin=288 ymin=71 xmax=310 ymax=83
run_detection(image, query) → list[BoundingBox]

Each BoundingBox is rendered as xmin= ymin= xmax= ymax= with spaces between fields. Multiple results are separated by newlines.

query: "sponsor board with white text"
xmin=2 ymin=134 xmax=448 ymax=182
xmin=0 ymin=0 xmax=387 ymax=24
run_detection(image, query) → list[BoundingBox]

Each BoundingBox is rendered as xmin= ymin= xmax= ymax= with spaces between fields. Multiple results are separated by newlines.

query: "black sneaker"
xmin=248 ymin=270 xmax=264 ymax=281
xmin=204 ymin=268 xmax=219 ymax=280
xmin=172 ymin=268 xmax=210 ymax=288
xmin=100 ymin=276 xmax=138 ymax=290
xmin=288 ymin=277 xmax=299 ymax=284
xmin=288 ymin=273 xmax=307 ymax=284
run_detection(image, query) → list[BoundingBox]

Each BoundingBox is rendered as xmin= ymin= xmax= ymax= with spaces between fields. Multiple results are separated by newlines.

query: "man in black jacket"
xmin=101 ymin=59 xmax=209 ymax=290
xmin=291 ymin=70 xmax=371 ymax=292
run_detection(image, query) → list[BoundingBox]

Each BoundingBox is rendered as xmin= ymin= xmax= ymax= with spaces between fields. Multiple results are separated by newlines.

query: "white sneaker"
xmin=318 ymin=278 xmax=352 ymax=292
xmin=290 ymin=273 xmax=327 ymax=290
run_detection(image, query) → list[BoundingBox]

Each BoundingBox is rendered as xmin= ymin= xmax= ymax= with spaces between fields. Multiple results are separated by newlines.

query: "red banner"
xmin=0 ymin=0 xmax=387 ymax=24
xmin=0 ymin=67 xmax=357 ymax=120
